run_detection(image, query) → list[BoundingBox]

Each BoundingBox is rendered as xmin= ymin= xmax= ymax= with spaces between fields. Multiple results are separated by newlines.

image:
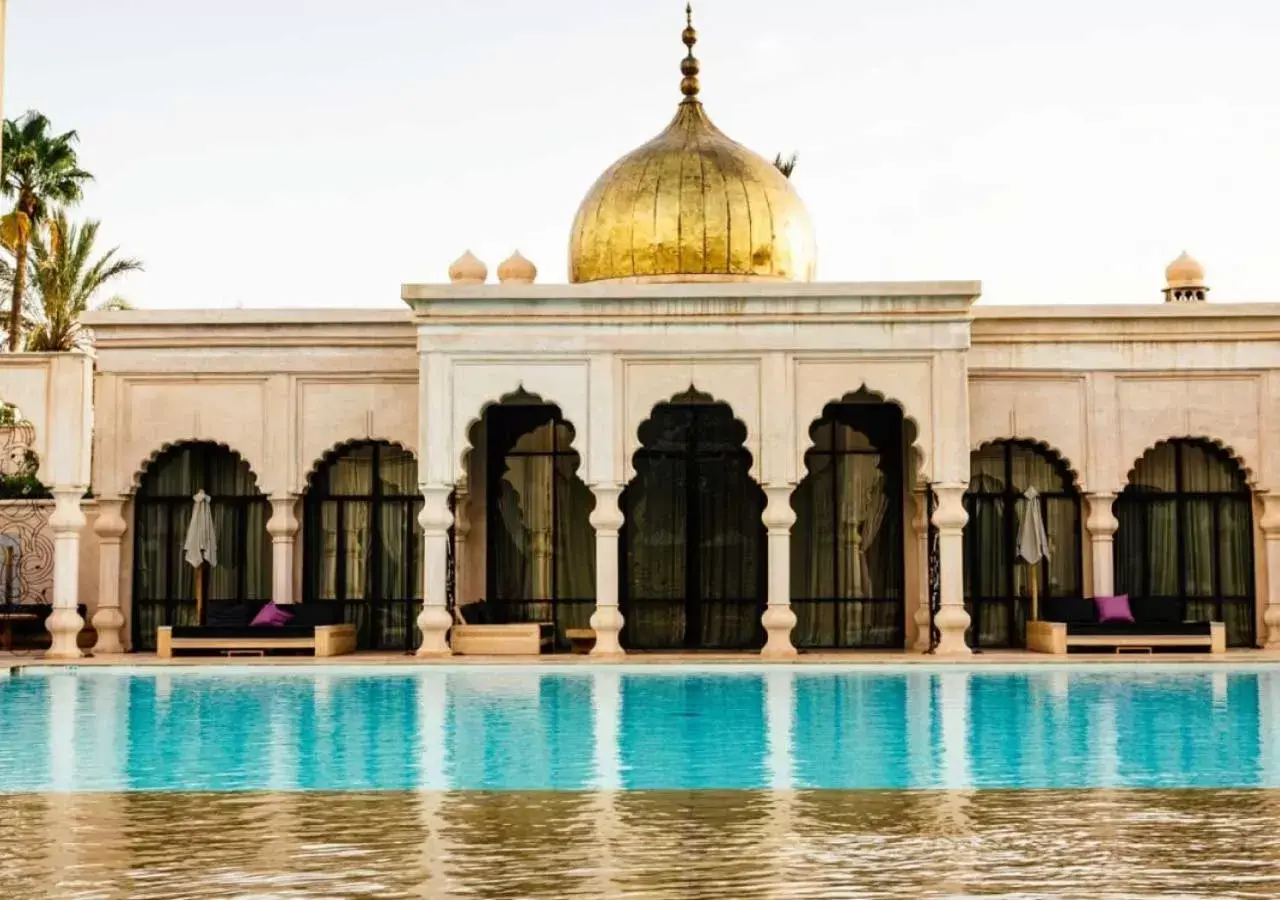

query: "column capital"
xmin=418 ymin=484 xmax=454 ymax=534
xmin=1085 ymin=492 xmax=1119 ymax=538
xmin=588 ymin=483 xmax=624 ymax=535
xmin=1259 ymin=492 xmax=1280 ymax=535
xmin=49 ymin=487 xmax=87 ymax=532
xmin=930 ymin=483 xmax=968 ymax=533
xmin=762 ymin=484 xmax=797 ymax=533
xmin=92 ymin=496 xmax=128 ymax=540
xmin=266 ymin=494 xmax=300 ymax=539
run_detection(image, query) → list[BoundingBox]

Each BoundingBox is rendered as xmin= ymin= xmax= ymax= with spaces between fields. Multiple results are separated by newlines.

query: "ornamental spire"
xmin=680 ymin=4 xmax=701 ymax=102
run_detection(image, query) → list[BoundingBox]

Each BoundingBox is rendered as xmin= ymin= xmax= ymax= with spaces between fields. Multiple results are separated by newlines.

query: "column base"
xmin=761 ymin=605 xmax=798 ymax=659
xmin=91 ymin=606 xmax=126 ymax=654
xmin=932 ymin=604 xmax=972 ymax=657
xmin=589 ymin=606 xmax=625 ymax=658
xmin=45 ymin=607 xmax=85 ymax=660
xmin=416 ymin=606 xmax=453 ymax=658
xmin=912 ymin=603 xmax=932 ymax=653
xmin=1263 ymin=604 xmax=1280 ymax=650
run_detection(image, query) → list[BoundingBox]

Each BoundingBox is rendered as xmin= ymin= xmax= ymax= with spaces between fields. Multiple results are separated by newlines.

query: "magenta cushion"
xmin=1095 ymin=594 xmax=1135 ymax=624
xmin=250 ymin=602 xmax=294 ymax=628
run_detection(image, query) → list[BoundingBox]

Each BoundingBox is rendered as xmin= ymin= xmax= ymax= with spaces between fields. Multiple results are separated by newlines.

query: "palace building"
xmin=3 ymin=11 xmax=1279 ymax=659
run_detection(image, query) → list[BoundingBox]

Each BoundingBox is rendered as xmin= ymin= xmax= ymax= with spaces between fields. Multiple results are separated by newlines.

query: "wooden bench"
xmin=450 ymin=622 xmax=554 ymax=656
xmin=156 ymin=624 xmax=357 ymax=659
xmin=1027 ymin=620 xmax=1226 ymax=655
xmin=566 ymin=628 xmax=596 ymax=655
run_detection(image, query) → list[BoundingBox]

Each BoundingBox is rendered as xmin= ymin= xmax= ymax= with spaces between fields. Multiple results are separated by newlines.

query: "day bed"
xmin=157 ymin=601 xmax=357 ymax=658
xmin=450 ymin=602 xmax=554 ymax=656
xmin=1026 ymin=596 xmax=1226 ymax=655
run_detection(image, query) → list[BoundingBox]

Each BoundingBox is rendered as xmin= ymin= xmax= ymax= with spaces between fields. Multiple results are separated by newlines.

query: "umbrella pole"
xmin=1029 ymin=561 xmax=1039 ymax=622
xmin=195 ymin=561 xmax=205 ymax=625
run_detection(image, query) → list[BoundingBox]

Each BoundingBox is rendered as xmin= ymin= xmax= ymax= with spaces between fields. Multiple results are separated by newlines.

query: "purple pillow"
xmin=250 ymin=602 xmax=294 ymax=628
xmin=1095 ymin=594 xmax=1134 ymax=624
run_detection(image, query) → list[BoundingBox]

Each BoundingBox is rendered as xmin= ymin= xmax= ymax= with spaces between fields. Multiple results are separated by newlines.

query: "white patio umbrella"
xmin=184 ymin=490 xmax=218 ymax=623
xmin=1016 ymin=486 xmax=1051 ymax=621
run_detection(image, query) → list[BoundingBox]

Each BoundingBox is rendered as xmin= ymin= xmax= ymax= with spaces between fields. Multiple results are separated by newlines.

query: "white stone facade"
xmin=0 ymin=283 xmax=1274 ymax=656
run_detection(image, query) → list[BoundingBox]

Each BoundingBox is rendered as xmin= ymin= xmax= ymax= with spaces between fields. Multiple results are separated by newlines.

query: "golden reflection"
xmin=568 ymin=8 xmax=817 ymax=285
xmin=1 ymin=791 xmax=1279 ymax=898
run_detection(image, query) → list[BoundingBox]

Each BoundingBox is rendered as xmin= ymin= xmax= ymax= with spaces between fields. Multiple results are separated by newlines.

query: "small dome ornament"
xmin=497 ymin=250 xmax=538 ymax=284
xmin=1163 ymin=251 xmax=1208 ymax=303
xmin=448 ymin=250 xmax=488 ymax=284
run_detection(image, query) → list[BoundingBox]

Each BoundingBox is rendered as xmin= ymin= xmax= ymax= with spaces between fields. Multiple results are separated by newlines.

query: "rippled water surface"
xmin=3 ymin=665 xmax=1280 ymax=898
xmin=3 ymin=790 xmax=1280 ymax=899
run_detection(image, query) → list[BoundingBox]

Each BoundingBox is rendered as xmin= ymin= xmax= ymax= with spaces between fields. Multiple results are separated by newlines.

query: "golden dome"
xmin=1165 ymin=250 xmax=1205 ymax=289
xmin=568 ymin=7 xmax=816 ymax=285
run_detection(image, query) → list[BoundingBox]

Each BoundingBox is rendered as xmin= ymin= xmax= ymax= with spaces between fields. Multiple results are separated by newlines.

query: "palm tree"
xmin=774 ymin=152 xmax=798 ymax=179
xmin=24 ymin=210 xmax=140 ymax=352
xmin=1 ymin=112 xmax=93 ymax=351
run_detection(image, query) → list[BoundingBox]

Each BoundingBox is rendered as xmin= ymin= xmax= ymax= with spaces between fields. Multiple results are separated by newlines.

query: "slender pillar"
xmin=90 ymin=497 xmax=127 ymax=654
xmin=1260 ymin=493 xmax=1280 ymax=650
xmin=930 ymin=484 xmax=971 ymax=656
xmin=266 ymin=495 xmax=299 ymax=605
xmin=761 ymin=484 xmax=797 ymax=659
xmin=1085 ymin=491 xmax=1119 ymax=598
xmin=453 ymin=486 xmax=471 ymax=604
xmin=416 ymin=484 xmax=454 ymax=657
xmin=45 ymin=487 xmax=86 ymax=659
xmin=911 ymin=489 xmax=931 ymax=651
xmin=588 ymin=483 xmax=625 ymax=658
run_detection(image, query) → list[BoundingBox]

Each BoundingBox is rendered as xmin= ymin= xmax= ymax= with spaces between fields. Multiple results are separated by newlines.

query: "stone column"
xmin=761 ymin=485 xmax=797 ymax=659
xmin=416 ymin=484 xmax=454 ymax=657
xmin=45 ymin=487 xmax=86 ymax=659
xmin=911 ymin=489 xmax=931 ymax=652
xmin=930 ymin=484 xmax=971 ymax=657
xmin=90 ymin=497 xmax=127 ymax=654
xmin=588 ymin=483 xmax=624 ymax=658
xmin=1085 ymin=492 xmax=1119 ymax=598
xmin=267 ymin=495 xmax=300 ymax=605
xmin=452 ymin=486 xmax=471 ymax=605
xmin=1260 ymin=493 xmax=1280 ymax=650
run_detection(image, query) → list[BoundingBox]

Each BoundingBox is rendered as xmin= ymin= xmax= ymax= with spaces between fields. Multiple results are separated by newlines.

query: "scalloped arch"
xmin=625 ymin=387 xmax=760 ymax=485
xmin=458 ymin=388 xmax=585 ymax=485
xmin=971 ymin=437 xmax=1084 ymax=491
xmin=800 ymin=385 xmax=928 ymax=484
xmin=1124 ymin=435 xmax=1256 ymax=488
xmin=128 ymin=440 xmax=267 ymax=495
xmin=302 ymin=438 xmax=419 ymax=492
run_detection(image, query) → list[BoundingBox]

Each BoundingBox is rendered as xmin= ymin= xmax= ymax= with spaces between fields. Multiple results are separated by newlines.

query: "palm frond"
xmin=773 ymin=152 xmax=799 ymax=179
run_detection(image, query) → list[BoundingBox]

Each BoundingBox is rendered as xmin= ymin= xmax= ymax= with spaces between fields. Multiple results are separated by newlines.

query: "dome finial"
xmin=680 ymin=4 xmax=700 ymax=102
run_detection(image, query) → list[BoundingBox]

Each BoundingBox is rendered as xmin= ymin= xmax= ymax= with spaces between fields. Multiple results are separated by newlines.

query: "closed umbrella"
xmin=184 ymin=490 xmax=218 ymax=624
xmin=1016 ymin=486 xmax=1051 ymax=621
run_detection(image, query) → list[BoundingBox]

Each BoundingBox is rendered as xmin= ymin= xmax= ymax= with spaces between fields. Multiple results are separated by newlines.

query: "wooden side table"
xmin=565 ymin=628 xmax=597 ymax=655
xmin=0 ymin=612 xmax=39 ymax=652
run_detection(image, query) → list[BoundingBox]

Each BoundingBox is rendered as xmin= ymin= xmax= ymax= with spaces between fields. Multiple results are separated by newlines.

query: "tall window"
xmin=790 ymin=400 xmax=904 ymax=649
xmin=486 ymin=404 xmax=595 ymax=647
xmin=304 ymin=441 xmax=422 ymax=651
xmin=1116 ymin=440 xmax=1254 ymax=647
xmin=133 ymin=443 xmax=269 ymax=651
xmin=621 ymin=395 xmax=763 ymax=650
xmin=964 ymin=441 xmax=1082 ymax=648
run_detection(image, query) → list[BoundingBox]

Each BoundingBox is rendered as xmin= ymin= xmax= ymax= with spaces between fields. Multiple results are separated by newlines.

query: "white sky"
xmin=8 ymin=0 xmax=1280 ymax=307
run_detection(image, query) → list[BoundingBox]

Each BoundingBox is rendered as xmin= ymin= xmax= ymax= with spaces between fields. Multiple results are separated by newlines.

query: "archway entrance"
xmin=621 ymin=391 xmax=765 ymax=650
xmin=790 ymin=393 xmax=908 ymax=649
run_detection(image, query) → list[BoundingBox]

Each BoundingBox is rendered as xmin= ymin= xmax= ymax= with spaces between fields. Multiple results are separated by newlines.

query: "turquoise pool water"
xmin=2 ymin=665 xmax=1279 ymax=793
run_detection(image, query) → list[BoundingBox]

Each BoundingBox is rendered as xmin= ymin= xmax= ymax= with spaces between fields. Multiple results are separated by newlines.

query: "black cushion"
xmin=205 ymin=603 xmax=258 ymax=628
xmin=460 ymin=601 xmax=502 ymax=625
xmin=1129 ymin=597 xmax=1183 ymax=625
xmin=1066 ymin=621 xmax=1212 ymax=637
xmin=171 ymin=626 xmax=318 ymax=640
xmin=286 ymin=602 xmax=345 ymax=628
xmin=1042 ymin=596 xmax=1096 ymax=625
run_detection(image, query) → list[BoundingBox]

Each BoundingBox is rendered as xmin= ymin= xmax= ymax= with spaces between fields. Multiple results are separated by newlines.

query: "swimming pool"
xmin=3 ymin=664 xmax=1279 ymax=793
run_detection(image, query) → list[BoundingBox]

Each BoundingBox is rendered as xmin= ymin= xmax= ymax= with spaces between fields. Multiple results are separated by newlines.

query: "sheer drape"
xmin=623 ymin=399 xmax=764 ymax=650
xmin=487 ymin=412 xmax=595 ymax=646
xmin=303 ymin=442 xmax=423 ymax=650
xmin=963 ymin=442 xmax=1081 ymax=648
xmin=133 ymin=443 xmax=270 ymax=650
xmin=791 ymin=405 xmax=904 ymax=649
xmin=1115 ymin=440 xmax=1255 ymax=646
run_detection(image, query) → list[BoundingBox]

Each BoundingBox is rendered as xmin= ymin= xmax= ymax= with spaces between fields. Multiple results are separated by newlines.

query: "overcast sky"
xmin=8 ymin=0 xmax=1280 ymax=307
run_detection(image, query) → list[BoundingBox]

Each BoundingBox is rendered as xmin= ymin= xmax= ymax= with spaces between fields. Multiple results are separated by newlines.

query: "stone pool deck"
xmin=5 ymin=649 xmax=1280 ymax=668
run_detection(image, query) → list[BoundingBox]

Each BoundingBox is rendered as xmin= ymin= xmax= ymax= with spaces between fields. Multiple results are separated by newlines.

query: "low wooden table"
xmin=566 ymin=628 xmax=596 ymax=655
